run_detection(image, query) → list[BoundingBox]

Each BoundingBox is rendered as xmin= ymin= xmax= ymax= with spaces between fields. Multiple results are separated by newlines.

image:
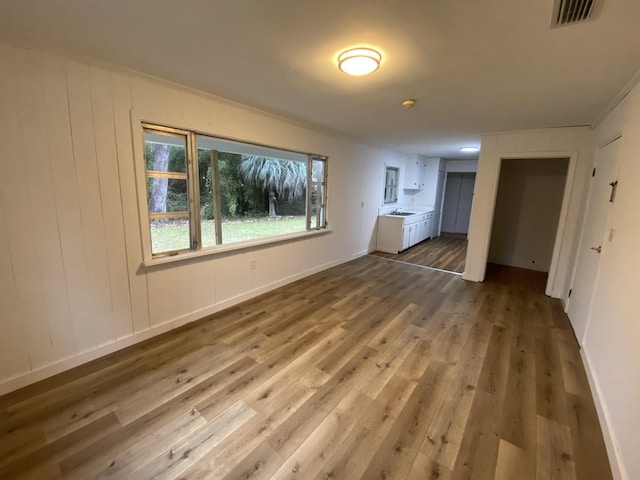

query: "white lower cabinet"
xmin=377 ymin=211 xmax=434 ymax=253
xmin=402 ymin=225 xmax=412 ymax=251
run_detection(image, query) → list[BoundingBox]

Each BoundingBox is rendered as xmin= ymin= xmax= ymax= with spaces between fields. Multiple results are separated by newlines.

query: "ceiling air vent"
xmin=552 ymin=0 xmax=597 ymax=27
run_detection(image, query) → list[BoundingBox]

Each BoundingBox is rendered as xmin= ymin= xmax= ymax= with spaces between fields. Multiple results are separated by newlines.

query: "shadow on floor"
xmin=484 ymin=262 xmax=549 ymax=292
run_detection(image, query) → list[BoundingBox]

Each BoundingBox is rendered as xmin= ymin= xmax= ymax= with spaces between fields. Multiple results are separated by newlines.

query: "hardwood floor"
xmin=0 ymin=256 xmax=611 ymax=479
xmin=370 ymin=234 xmax=468 ymax=273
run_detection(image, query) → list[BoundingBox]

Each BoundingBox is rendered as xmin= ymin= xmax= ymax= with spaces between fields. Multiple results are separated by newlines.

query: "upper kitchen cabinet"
xmin=403 ymin=155 xmax=427 ymax=190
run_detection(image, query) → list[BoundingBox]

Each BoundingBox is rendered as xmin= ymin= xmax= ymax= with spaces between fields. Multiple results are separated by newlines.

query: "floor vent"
xmin=552 ymin=0 xmax=597 ymax=27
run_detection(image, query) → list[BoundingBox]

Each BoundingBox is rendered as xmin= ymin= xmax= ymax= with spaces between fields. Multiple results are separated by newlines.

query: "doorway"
xmin=441 ymin=173 xmax=475 ymax=235
xmin=488 ymin=158 xmax=569 ymax=288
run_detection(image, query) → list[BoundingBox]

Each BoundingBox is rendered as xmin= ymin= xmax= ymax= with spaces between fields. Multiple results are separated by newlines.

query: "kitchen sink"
xmin=388 ymin=212 xmax=415 ymax=216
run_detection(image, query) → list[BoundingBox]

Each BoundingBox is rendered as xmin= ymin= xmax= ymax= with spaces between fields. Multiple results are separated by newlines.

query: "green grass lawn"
xmin=150 ymin=216 xmax=307 ymax=253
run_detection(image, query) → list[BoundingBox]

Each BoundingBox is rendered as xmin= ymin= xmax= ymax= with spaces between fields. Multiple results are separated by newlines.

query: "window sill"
xmin=142 ymin=228 xmax=332 ymax=268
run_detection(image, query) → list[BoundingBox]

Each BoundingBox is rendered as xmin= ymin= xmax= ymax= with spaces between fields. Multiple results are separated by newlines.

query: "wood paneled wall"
xmin=0 ymin=43 xmax=404 ymax=393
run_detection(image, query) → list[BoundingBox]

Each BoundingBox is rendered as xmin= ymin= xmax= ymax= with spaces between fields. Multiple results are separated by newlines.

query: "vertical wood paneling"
xmin=147 ymin=268 xmax=178 ymax=327
xmin=110 ymin=71 xmax=150 ymax=334
xmin=89 ymin=66 xmax=133 ymax=340
xmin=66 ymin=60 xmax=114 ymax=348
xmin=2 ymin=48 xmax=54 ymax=369
xmin=0 ymin=189 xmax=30 ymax=379
xmin=214 ymin=254 xmax=247 ymax=303
xmin=0 ymin=44 xmax=32 ymax=379
xmin=41 ymin=53 xmax=91 ymax=358
xmin=16 ymin=49 xmax=77 ymax=363
xmin=177 ymin=264 xmax=193 ymax=317
xmin=130 ymin=76 xmax=183 ymax=122
xmin=191 ymin=261 xmax=216 ymax=312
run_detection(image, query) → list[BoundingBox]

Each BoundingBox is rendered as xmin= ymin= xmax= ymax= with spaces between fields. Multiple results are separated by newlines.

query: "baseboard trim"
xmin=0 ymin=254 xmax=358 ymax=396
xmin=580 ymin=348 xmax=628 ymax=480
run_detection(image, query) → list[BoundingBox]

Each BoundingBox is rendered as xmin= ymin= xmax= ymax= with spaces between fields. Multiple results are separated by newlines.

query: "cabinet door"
xmin=417 ymin=221 xmax=426 ymax=242
xmin=409 ymin=225 xmax=417 ymax=247
xmin=419 ymin=160 xmax=427 ymax=189
xmin=403 ymin=159 xmax=425 ymax=190
xmin=402 ymin=225 xmax=411 ymax=250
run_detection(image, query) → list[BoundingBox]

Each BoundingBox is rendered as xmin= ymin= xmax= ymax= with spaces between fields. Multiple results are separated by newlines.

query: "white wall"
xmin=488 ymin=158 xmax=569 ymax=272
xmin=464 ymin=127 xmax=594 ymax=299
xmin=0 ymin=43 xmax=405 ymax=394
xmin=446 ymin=159 xmax=478 ymax=173
xmin=575 ymin=86 xmax=640 ymax=480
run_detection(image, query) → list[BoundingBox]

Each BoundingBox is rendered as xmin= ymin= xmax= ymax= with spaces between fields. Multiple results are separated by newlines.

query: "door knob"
xmin=590 ymin=246 xmax=602 ymax=253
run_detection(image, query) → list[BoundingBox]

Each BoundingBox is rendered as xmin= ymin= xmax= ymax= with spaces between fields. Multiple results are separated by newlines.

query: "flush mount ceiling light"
xmin=402 ymin=99 xmax=417 ymax=108
xmin=460 ymin=147 xmax=480 ymax=153
xmin=338 ymin=48 xmax=381 ymax=76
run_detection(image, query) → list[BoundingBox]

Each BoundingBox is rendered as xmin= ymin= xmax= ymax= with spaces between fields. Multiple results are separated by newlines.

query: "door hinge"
xmin=568 ymin=289 xmax=572 ymax=298
xmin=592 ymin=167 xmax=596 ymax=177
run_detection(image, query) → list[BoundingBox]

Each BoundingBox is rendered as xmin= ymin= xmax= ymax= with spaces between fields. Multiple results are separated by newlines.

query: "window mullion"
xmin=188 ymin=132 xmax=201 ymax=250
xmin=210 ymin=150 xmax=223 ymax=246
xmin=306 ymin=155 xmax=312 ymax=231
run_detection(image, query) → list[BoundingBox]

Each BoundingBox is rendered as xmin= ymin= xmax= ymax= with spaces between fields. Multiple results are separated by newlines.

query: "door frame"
xmin=466 ymin=151 xmax=577 ymax=297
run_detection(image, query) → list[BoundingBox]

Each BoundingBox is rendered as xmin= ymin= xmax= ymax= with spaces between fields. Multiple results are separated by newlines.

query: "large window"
xmin=142 ymin=124 xmax=328 ymax=258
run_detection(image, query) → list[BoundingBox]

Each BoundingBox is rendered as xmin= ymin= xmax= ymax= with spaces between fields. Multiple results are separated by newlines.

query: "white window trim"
xmin=131 ymin=110 xmax=329 ymax=267
xmin=141 ymin=229 xmax=332 ymax=268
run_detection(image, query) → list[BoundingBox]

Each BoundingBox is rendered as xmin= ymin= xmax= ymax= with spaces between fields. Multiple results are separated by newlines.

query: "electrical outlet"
xmin=249 ymin=259 xmax=256 ymax=270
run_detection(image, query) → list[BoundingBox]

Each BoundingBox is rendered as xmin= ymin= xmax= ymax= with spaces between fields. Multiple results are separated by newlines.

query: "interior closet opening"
xmin=488 ymin=157 xmax=569 ymax=290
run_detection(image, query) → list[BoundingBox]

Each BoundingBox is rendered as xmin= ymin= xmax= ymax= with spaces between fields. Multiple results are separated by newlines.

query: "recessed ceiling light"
xmin=459 ymin=147 xmax=480 ymax=153
xmin=338 ymin=48 xmax=381 ymax=76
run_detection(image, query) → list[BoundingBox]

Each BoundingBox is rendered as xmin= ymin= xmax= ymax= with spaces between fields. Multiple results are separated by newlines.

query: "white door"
xmin=455 ymin=173 xmax=475 ymax=234
xmin=433 ymin=170 xmax=444 ymax=236
xmin=441 ymin=174 xmax=461 ymax=233
xmin=568 ymin=138 xmax=620 ymax=344
xmin=441 ymin=173 xmax=476 ymax=234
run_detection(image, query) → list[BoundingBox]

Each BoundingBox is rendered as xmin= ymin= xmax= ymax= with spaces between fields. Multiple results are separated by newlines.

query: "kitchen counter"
xmin=377 ymin=210 xmax=434 ymax=253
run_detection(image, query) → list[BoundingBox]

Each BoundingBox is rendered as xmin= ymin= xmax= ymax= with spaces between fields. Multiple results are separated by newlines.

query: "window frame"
xmin=135 ymin=121 xmax=329 ymax=265
xmin=384 ymin=166 xmax=399 ymax=205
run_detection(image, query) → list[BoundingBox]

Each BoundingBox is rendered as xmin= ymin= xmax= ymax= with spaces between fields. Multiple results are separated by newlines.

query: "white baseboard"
xmin=580 ymin=348 xmax=628 ymax=480
xmin=0 ymin=255 xmax=354 ymax=396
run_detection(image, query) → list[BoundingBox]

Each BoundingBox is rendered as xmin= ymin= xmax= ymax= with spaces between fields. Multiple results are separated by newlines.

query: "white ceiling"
xmin=1 ymin=0 xmax=640 ymax=159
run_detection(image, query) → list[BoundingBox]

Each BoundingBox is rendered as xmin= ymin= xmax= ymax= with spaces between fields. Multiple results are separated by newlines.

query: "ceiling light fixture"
xmin=338 ymin=48 xmax=381 ymax=76
xmin=402 ymin=99 xmax=417 ymax=108
xmin=459 ymin=147 xmax=480 ymax=153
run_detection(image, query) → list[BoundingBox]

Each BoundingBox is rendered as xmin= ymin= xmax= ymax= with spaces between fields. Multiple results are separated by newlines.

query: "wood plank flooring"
xmin=370 ymin=234 xmax=467 ymax=273
xmin=0 ymin=256 xmax=612 ymax=479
